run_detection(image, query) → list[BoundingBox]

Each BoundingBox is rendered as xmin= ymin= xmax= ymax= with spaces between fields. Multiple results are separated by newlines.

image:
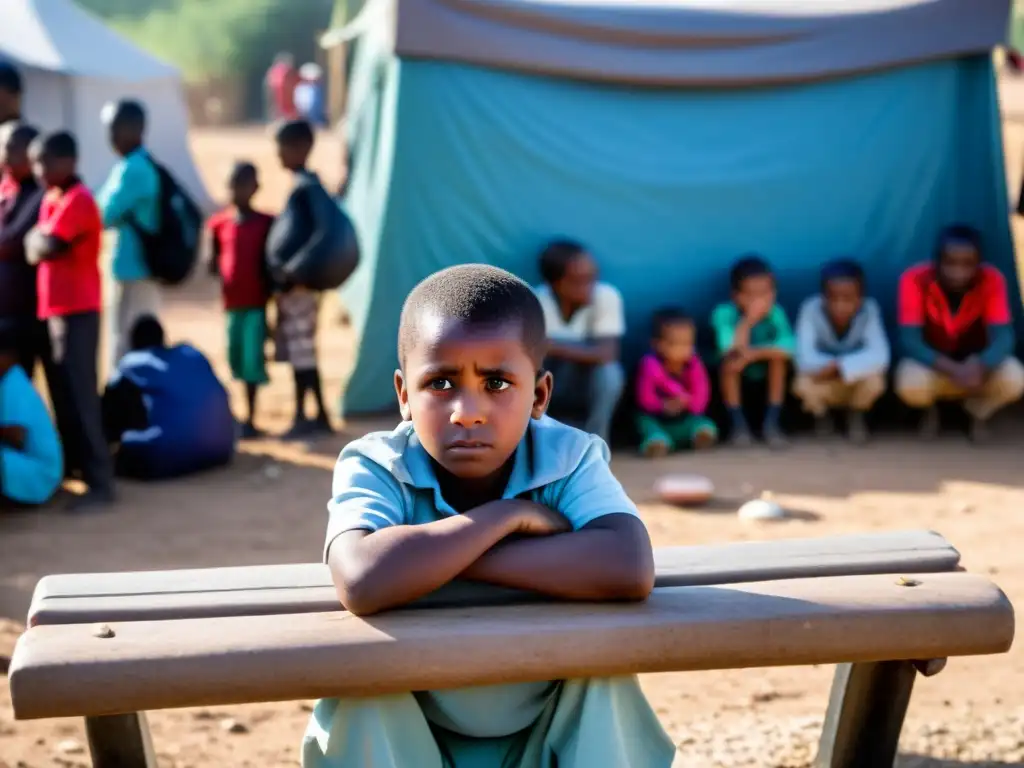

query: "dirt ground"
xmin=4 ymin=81 xmax=1024 ymax=767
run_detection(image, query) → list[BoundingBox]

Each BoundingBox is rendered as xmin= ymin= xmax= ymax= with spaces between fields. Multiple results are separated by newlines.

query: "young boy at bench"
xmin=711 ymin=255 xmax=794 ymax=448
xmin=305 ymin=265 xmax=674 ymax=768
xmin=0 ymin=323 xmax=62 ymax=508
xmin=895 ymin=224 xmax=1024 ymax=442
xmin=793 ymin=260 xmax=889 ymax=444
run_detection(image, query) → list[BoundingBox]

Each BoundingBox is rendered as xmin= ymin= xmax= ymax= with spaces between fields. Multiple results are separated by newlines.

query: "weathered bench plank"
xmin=28 ymin=530 xmax=960 ymax=625
xmin=10 ymin=571 xmax=1011 ymax=720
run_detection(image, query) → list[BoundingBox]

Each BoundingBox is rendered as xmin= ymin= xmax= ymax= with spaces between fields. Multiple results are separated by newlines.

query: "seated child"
xmin=635 ymin=308 xmax=717 ymax=456
xmin=0 ymin=323 xmax=62 ymax=508
xmin=207 ymin=161 xmax=274 ymax=438
xmin=711 ymin=255 xmax=794 ymax=448
xmin=895 ymin=224 xmax=1024 ymax=442
xmin=304 ymin=265 xmax=674 ymax=768
xmin=103 ymin=316 xmax=235 ymax=480
xmin=793 ymin=260 xmax=890 ymax=444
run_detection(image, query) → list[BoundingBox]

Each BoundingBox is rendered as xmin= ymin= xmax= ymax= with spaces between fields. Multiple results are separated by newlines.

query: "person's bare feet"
xmin=642 ymin=438 xmax=670 ymax=458
xmin=692 ymin=428 xmax=717 ymax=451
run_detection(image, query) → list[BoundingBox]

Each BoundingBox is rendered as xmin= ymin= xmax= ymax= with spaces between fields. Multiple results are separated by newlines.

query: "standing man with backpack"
xmin=97 ymin=100 xmax=161 ymax=372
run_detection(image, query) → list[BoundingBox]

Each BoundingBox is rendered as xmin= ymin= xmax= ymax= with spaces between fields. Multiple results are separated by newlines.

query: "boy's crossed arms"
xmin=328 ymin=452 xmax=653 ymax=617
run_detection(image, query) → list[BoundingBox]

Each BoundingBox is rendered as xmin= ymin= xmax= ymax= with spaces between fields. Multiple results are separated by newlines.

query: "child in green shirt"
xmin=710 ymin=255 xmax=795 ymax=448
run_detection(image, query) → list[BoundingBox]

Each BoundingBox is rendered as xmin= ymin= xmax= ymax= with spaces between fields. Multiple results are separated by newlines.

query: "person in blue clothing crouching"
xmin=103 ymin=315 xmax=236 ymax=480
xmin=0 ymin=321 xmax=62 ymax=509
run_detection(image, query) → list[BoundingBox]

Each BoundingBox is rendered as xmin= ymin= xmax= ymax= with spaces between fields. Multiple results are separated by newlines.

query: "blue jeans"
xmin=545 ymin=358 xmax=625 ymax=443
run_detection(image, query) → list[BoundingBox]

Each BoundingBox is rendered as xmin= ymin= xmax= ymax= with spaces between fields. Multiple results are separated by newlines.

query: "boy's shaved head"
xmin=398 ymin=265 xmax=547 ymax=368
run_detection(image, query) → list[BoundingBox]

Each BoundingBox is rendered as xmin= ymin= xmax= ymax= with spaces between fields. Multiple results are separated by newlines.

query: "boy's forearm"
xmin=461 ymin=514 xmax=654 ymax=602
xmin=328 ymin=503 xmax=519 ymax=616
xmin=729 ymin=319 xmax=752 ymax=350
xmin=746 ymin=346 xmax=791 ymax=362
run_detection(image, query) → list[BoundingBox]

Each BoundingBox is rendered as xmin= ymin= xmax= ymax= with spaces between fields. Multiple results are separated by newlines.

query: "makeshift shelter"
xmin=0 ymin=0 xmax=210 ymax=209
xmin=333 ymin=0 xmax=1017 ymax=414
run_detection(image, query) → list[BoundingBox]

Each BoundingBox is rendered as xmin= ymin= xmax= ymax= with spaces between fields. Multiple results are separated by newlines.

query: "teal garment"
xmin=0 ymin=365 xmax=62 ymax=505
xmin=310 ymin=416 xmax=674 ymax=768
xmin=711 ymin=302 xmax=795 ymax=380
xmin=636 ymin=412 xmax=717 ymax=454
xmin=96 ymin=148 xmax=160 ymax=281
xmin=303 ymin=678 xmax=674 ymax=768
xmin=338 ymin=53 xmax=1018 ymax=414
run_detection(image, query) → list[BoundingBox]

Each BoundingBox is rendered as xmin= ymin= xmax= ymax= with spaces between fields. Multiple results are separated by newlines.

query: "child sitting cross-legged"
xmin=635 ymin=308 xmax=717 ymax=456
xmin=303 ymin=264 xmax=674 ymax=768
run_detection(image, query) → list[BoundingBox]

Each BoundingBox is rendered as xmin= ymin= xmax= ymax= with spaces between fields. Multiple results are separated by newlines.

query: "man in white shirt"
xmin=533 ymin=239 xmax=626 ymax=443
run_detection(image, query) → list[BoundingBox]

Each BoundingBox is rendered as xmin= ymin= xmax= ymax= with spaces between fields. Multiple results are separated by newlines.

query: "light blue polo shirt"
xmin=325 ymin=415 xmax=638 ymax=555
xmin=96 ymin=148 xmax=160 ymax=282
xmin=324 ymin=415 xmax=641 ymax=738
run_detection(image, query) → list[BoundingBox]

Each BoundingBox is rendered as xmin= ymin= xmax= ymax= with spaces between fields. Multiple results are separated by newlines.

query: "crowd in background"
xmin=265 ymin=52 xmax=327 ymax=127
xmin=1 ymin=43 xmax=1023 ymax=519
xmin=533 ymin=232 xmax=1023 ymax=452
xmin=0 ymin=57 xmax=351 ymax=512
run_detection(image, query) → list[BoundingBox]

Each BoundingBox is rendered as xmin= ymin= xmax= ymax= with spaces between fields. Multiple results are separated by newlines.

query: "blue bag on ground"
xmin=103 ymin=344 xmax=235 ymax=480
xmin=266 ymin=171 xmax=359 ymax=291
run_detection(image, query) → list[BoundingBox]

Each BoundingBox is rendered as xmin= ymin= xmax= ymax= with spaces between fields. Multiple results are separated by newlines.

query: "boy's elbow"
xmin=329 ymin=549 xmax=386 ymax=617
xmin=610 ymin=541 xmax=655 ymax=601
xmin=333 ymin=574 xmax=385 ymax=617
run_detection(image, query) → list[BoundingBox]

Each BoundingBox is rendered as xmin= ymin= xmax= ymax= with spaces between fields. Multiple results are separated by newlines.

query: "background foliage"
xmin=79 ymin=0 xmax=336 ymax=116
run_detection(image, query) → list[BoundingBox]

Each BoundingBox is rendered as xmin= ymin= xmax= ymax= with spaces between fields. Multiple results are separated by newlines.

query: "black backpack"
xmin=128 ymin=158 xmax=203 ymax=286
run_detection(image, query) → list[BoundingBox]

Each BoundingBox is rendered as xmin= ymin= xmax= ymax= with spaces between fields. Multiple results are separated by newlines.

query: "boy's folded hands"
xmin=499 ymin=499 xmax=573 ymax=537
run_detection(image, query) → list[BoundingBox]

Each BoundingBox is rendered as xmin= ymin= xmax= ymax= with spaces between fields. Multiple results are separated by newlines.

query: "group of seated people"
xmin=537 ymin=224 xmax=1024 ymax=452
xmin=0 ymin=314 xmax=236 ymax=511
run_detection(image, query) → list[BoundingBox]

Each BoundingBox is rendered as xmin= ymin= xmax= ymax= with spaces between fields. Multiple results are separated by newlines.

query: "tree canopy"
xmin=79 ymin=0 xmax=334 ymax=83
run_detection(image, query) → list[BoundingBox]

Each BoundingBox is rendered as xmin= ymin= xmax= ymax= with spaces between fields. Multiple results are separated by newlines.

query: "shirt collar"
xmin=355 ymin=417 xmax=590 ymax=515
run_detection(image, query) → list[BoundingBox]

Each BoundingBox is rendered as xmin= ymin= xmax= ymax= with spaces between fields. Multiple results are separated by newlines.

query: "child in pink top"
xmin=636 ymin=309 xmax=718 ymax=456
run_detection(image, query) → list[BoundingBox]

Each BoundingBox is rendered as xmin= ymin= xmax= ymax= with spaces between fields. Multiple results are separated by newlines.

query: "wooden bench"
xmin=27 ymin=530 xmax=960 ymax=625
xmin=9 ymin=531 xmax=1015 ymax=768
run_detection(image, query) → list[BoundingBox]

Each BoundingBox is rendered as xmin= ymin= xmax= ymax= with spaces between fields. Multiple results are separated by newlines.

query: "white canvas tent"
xmin=0 ymin=0 xmax=211 ymax=209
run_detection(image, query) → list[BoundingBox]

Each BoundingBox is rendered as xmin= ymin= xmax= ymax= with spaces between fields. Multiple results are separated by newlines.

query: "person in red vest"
xmin=265 ymin=53 xmax=300 ymax=122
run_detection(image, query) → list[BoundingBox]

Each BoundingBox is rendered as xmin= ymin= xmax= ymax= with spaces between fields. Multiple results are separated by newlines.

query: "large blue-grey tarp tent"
xmin=334 ymin=0 xmax=1017 ymax=415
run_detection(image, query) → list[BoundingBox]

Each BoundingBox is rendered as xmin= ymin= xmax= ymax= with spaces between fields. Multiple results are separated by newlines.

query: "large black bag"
xmin=266 ymin=172 xmax=359 ymax=291
xmin=128 ymin=157 xmax=203 ymax=286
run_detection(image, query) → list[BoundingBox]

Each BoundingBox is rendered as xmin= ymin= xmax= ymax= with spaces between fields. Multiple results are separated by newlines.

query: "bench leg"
xmin=814 ymin=661 xmax=917 ymax=768
xmin=85 ymin=712 xmax=157 ymax=768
